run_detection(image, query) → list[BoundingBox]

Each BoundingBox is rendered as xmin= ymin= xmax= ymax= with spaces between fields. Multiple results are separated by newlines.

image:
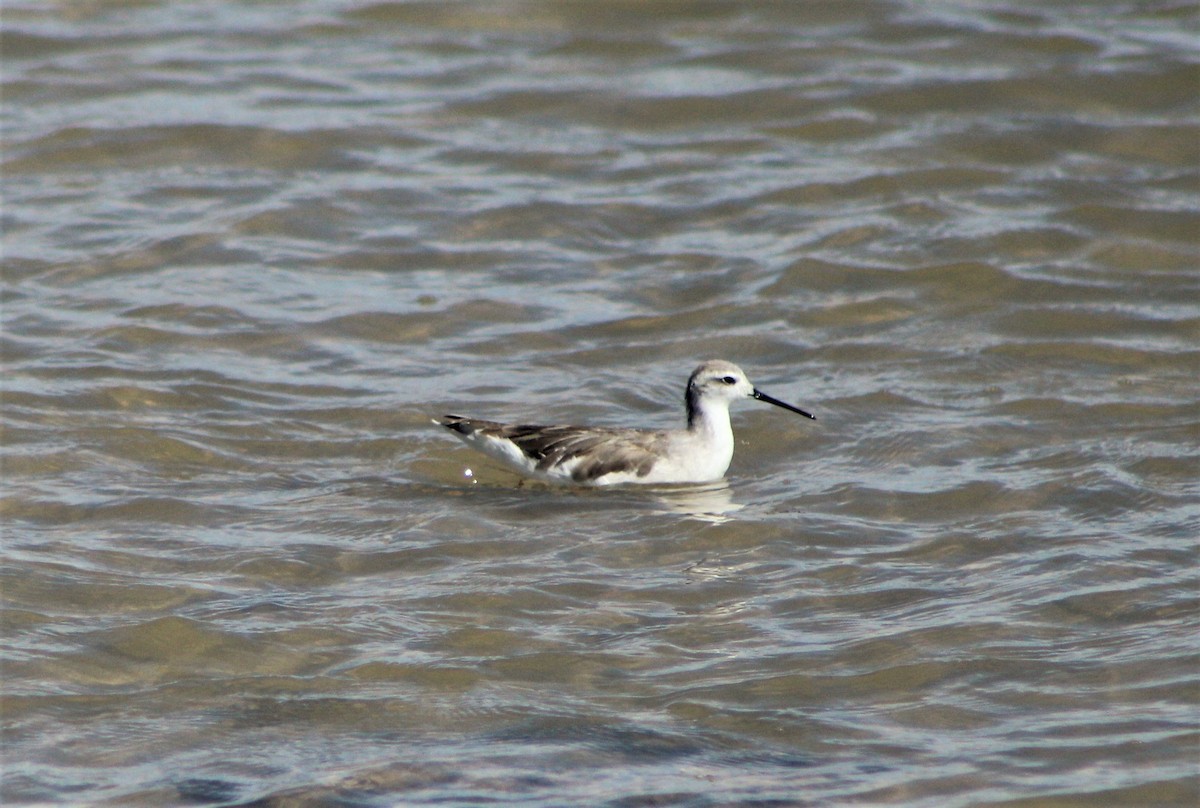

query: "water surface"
xmin=3 ymin=1 xmax=1198 ymax=805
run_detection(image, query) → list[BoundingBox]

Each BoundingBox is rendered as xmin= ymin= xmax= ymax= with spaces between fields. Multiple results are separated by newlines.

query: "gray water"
xmin=3 ymin=1 xmax=1198 ymax=805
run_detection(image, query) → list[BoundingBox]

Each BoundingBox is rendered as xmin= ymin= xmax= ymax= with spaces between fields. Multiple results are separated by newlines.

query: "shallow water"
xmin=3 ymin=1 xmax=1199 ymax=805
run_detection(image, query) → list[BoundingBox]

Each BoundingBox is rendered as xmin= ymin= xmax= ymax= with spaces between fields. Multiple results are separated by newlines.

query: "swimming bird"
xmin=433 ymin=360 xmax=814 ymax=486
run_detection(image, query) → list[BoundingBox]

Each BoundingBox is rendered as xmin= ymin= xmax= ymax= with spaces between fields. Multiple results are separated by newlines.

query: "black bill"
xmin=752 ymin=389 xmax=816 ymax=420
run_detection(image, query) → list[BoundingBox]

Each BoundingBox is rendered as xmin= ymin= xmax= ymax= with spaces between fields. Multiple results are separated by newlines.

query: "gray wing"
xmin=436 ymin=416 xmax=664 ymax=483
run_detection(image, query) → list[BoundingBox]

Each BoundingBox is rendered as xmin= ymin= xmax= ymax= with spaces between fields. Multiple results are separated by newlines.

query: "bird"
xmin=433 ymin=360 xmax=814 ymax=486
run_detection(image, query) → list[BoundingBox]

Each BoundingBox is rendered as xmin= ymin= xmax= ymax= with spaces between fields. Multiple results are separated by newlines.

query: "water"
xmin=3 ymin=1 xmax=1198 ymax=805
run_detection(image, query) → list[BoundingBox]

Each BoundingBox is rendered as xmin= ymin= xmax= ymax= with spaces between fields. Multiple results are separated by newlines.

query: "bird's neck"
xmin=685 ymin=394 xmax=736 ymax=478
xmin=686 ymin=392 xmax=732 ymax=437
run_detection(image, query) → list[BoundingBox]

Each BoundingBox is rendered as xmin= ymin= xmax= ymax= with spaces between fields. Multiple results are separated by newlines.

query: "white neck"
xmin=686 ymin=398 xmax=735 ymax=470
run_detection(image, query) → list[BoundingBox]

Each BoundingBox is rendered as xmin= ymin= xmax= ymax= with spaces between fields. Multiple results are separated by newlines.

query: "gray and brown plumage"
xmin=433 ymin=360 xmax=815 ymax=486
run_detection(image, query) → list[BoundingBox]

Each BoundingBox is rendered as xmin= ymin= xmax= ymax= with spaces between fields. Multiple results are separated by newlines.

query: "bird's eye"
xmin=721 ymin=376 xmax=737 ymax=385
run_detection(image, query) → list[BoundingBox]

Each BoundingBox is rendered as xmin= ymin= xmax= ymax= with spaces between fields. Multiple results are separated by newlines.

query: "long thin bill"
xmin=752 ymin=389 xmax=816 ymax=420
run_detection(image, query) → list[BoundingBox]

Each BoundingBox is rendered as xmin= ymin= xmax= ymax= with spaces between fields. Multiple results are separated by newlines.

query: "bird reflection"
xmin=652 ymin=481 xmax=743 ymax=523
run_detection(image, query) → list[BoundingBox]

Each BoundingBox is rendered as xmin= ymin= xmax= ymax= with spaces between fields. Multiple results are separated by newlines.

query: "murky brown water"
xmin=3 ymin=1 xmax=1198 ymax=805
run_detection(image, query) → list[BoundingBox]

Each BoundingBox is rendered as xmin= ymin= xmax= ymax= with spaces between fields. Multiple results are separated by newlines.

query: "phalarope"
xmin=434 ymin=360 xmax=814 ymax=486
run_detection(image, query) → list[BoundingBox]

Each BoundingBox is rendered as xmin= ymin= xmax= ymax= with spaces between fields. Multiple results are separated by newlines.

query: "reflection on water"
xmin=3 ymin=0 xmax=1197 ymax=805
xmin=428 ymin=463 xmax=742 ymax=522
xmin=652 ymin=481 xmax=744 ymax=523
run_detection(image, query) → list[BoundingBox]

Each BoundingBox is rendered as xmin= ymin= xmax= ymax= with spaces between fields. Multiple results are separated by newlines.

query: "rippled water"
xmin=3 ymin=1 xmax=1198 ymax=805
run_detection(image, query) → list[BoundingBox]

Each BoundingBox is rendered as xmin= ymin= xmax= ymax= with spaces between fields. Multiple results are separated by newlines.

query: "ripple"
xmin=12 ymin=124 xmax=360 ymax=172
xmin=4 ymin=1 xmax=1197 ymax=805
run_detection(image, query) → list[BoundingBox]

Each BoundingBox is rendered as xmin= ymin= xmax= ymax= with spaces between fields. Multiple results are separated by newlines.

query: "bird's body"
xmin=433 ymin=360 xmax=814 ymax=486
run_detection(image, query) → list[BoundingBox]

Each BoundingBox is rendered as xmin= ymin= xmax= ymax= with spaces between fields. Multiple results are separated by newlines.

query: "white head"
xmin=685 ymin=360 xmax=814 ymax=426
